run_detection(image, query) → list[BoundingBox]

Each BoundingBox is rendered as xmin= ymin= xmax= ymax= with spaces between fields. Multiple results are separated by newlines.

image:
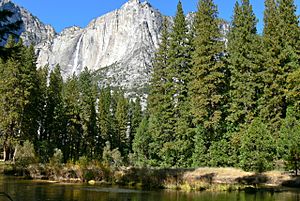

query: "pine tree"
xmin=260 ymin=0 xmax=283 ymax=130
xmin=287 ymin=68 xmax=300 ymax=113
xmin=162 ymin=0 xmax=193 ymax=167
xmin=78 ymin=67 xmax=98 ymax=158
xmin=189 ymin=0 xmax=228 ymax=148
xmin=147 ymin=1 xmax=193 ymax=167
xmin=63 ymin=75 xmax=83 ymax=161
xmin=0 ymin=58 xmax=22 ymax=160
xmin=132 ymin=117 xmax=151 ymax=166
xmin=44 ymin=65 xmax=66 ymax=159
xmin=0 ymin=39 xmax=37 ymax=160
xmin=128 ymin=97 xmax=142 ymax=152
xmin=19 ymin=45 xmax=40 ymax=142
xmin=35 ymin=66 xmax=49 ymax=162
xmin=278 ymin=107 xmax=300 ymax=175
xmin=239 ymin=118 xmax=275 ymax=172
xmin=260 ymin=0 xmax=300 ymax=130
xmin=227 ymin=0 xmax=263 ymax=129
xmin=114 ymin=90 xmax=129 ymax=155
xmin=148 ymin=17 xmax=170 ymax=115
xmin=98 ymin=87 xmax=113 ymax=147
xmin=278 ymin=0 xmax=300 ymax=112
xmin=146 ymin=16 xmax=173 ymax=166
xmin=192 ymin=126 xmax=208 ymax=167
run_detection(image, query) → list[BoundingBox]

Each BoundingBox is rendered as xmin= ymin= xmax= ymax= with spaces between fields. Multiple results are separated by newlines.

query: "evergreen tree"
xmin=44 ymin=65 xmax=66 ymax=159
xmin=260 ymin=0 xmax=283 ymax=130
xmin=128 ymin=97 xmax=142 ymax=152
xmin=98 ymin=87 xmax=113 ymax=147
xmin=239 ymin=118 xmax=275 ymax=172
xmin=189 ymin=0 xmax=228 ymax=156
xmin=35 ymin=66 xmax=49 ymax=162
xmin=192 ymin=126 xmax=208 ymax=167
xmin=147 ymin=1 xmax=193 ymax=167
xmin=114 ymin=90 xmax=129 ymax=155
xmin=148 ymin=17 xmax=170 ymax=115
xmin=63 ymin=75 xmax=83 ymax=161
xmin=0 ymin=7 xmax=22 ymax=58
xmin=287 ymin=68 xmax=300 ymax=113
xmin=260 ymin=0 xmax=300 ymax=130
xmin=0 ymin=58 xmax=22 ymax=160
xmin=161 ymin=0 xmax=193 ymax=167
xmin=278 ymin=0 xmax=300 ymax=111
xmin=78 ymin=67 xmax=98 ymax=158
xmin=278 ymin=107 xmax=300 ymax=175
xmin=19 ymin=45 xmax=40 ymax=142
xmin=146 ymin=16 xmax=173 ymax=166
xmin=132 ymin=117 xmax=151 ymax=166
xmin=226 ymin=0 xmax=263 ymax=129
xmin=0 ymin=39 xmax=37 ymax=160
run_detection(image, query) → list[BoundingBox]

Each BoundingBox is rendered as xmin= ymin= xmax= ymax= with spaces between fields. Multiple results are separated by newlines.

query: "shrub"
xmin=50 ymin=148 xmax=63 ymax=166
xmin=14 ymin=140 xmax=37 ymax=170
xmin=102 ymin=142 xmax=123 ymax=169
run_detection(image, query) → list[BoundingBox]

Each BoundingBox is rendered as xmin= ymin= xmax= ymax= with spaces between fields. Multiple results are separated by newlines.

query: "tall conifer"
xmin=161 ymin=0 xmax=193 ymax=167
xmin=189 ymin=0 xmax=227 ymax=139
xmin=146 ymin=17 xmax=172 ymax=166
xmin=227 ymin=0 xmax=263 ymax=128
xmin=261 ymin=0 xmax=300 ymax=130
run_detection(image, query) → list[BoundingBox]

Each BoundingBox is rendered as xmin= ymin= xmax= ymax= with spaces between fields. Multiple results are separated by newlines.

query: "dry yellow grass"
xmin=263 ymin=171 xmax=292 ymax=185
xmin=183 ymin=167 xmax=252 ymax=184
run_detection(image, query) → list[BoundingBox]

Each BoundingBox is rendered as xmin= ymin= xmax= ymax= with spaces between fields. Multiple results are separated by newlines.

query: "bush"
xmin=102 ymin=142 xmax=123 ymax=169
xmin=47 ymin=148 xmax=64 ymax=179
xmin=14 ymin=140 xmax=37 ymax=170
xmin=50 ymin=148 xmax=63 ymax=166
xmin=76 ymin=156 xmax=89 ymax=169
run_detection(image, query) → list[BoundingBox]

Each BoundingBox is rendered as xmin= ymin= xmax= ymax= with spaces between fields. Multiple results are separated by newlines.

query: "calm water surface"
xmin=0 ymin=176 xmax=300 ymax=201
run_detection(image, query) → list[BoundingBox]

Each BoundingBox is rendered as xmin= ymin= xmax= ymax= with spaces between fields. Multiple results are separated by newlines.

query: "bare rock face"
xmin=0 ymin=0 xmax=56 ymax=46
xmin=36 ymin=0 xmax=164 ymax=94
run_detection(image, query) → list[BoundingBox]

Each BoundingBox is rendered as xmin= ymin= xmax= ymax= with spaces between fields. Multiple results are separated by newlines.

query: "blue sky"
xmin=12 ymin=0 xmax=300 ymax=33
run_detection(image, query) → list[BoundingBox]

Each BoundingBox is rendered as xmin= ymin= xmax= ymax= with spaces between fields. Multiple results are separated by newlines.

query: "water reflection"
xmin=0 ymin=176 xmax=299 ymax=201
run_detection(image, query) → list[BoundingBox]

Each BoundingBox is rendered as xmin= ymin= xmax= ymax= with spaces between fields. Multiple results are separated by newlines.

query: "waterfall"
xmin=72 ymin=34 xmax=84 ymax=75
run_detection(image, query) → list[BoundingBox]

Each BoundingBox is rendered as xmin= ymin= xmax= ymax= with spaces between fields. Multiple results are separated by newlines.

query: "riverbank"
xmin=1 ymin=162 xmax=299 ymax=192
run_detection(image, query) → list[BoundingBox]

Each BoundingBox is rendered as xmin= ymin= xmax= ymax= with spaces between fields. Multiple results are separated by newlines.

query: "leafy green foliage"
xmin=50 ymin=148 xmax=63 ymax=166
xmin=14 ymin=140 xmax=37 ymax=169
xmin=278 ymin=107 xmax=300 ymax=175
xmin=102 ymin=142 xmax=123 ymax=169
xmin=239 ymin=118 xmax=275 ymax=172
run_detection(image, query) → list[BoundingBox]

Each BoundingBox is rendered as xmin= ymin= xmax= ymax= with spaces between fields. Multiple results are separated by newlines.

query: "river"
xmin=0 ymin=176 xmax=300 ymax=201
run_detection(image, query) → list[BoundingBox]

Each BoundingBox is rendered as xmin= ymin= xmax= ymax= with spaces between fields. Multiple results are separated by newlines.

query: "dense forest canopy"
xmin=0 ymin=0 xmax=299 ymax=173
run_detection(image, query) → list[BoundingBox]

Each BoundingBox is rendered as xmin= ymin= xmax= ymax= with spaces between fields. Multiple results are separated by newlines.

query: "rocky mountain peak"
xmin=36 ymin=0 xmax=164 ymax=96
